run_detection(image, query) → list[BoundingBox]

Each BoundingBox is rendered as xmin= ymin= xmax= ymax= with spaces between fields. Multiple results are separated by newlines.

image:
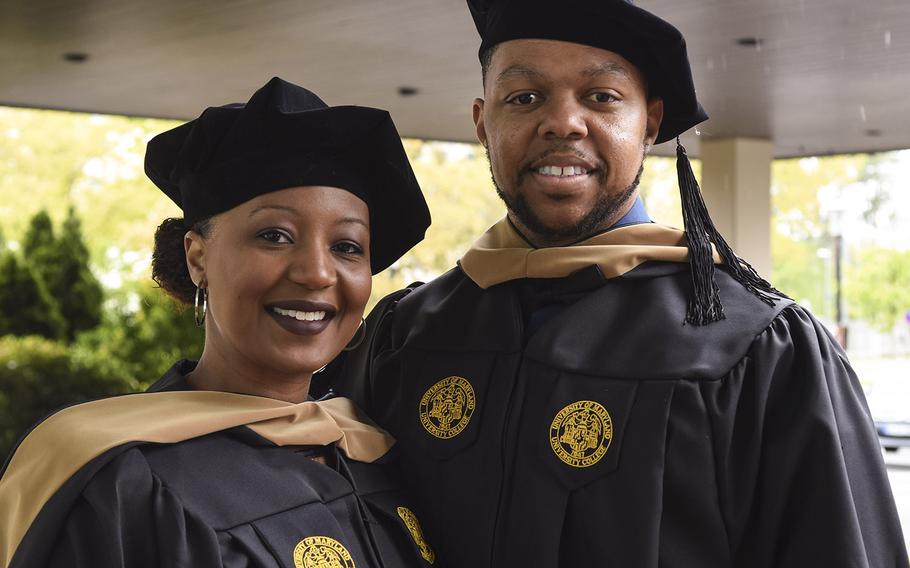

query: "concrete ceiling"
xmin=2 ymin=0 xmax=908 ymax=158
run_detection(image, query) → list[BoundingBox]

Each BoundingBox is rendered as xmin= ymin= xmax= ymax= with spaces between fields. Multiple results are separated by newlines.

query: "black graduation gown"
xmin=1 ymin=362 xmax=437 ymax=568
xmin=336 ymin=261 xmax=908 ymax=568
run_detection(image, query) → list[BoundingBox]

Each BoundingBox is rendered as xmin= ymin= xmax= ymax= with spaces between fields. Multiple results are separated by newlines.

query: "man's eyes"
xmin=505 ymin=92 xmax=618 ymax=105
xmin=506 ymin=92 xmax=540 ymax=105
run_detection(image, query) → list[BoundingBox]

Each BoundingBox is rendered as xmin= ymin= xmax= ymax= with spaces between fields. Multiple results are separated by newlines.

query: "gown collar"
xmin=460 ymin=215 xmax=721 ymax=290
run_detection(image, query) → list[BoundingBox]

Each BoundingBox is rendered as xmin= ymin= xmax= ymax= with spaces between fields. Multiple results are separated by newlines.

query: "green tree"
xmin=846 ymin=247 xmax=910 ymax=332
xmin=77 ymin=283 xmax=205 ymax=385
xmin=370 ymin=140 xmax=504 ymax=305
xmin=52 ymin=208 xmax=104 ymax=339
xmin=0 ymin=107 xmax=183 ymax=287
xmin=18 ymin=209 xmax=104 ymax=340
xmin=770 ymin=155 xmax=870 ymax=319
xmin=0 ymin=335 xmax=138 ymax=461
xmin=21 ymin=209 xmax=57 ymax=272
xmin=0 ymin=252 xmax=66 ymax=339
xmin=639 ymin=155 xmax=686 ymax=229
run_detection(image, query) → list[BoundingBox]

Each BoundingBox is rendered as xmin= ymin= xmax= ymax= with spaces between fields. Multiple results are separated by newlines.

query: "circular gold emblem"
xmin=293 ymin=536 xmax=355 ymax=568
xmin=549 ymin=400 xmax=613 ymax=468
xmin=397 ymin=506 xmax=436 ymax=564
xmin=419 ymin=376 xmax=476 ymax=439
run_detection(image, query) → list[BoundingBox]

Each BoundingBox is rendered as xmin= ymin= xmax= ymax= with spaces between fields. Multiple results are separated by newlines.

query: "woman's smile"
xmin=265 ymin=299 xmax=337 ymax=336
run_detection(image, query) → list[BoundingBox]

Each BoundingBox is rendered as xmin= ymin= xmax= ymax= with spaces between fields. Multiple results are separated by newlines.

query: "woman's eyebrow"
xmin=248 ymin=206 xmax=367 ymax=228
xmin=337 ymin=217 xmax=369 ymax=229
xmin=248 ymin=204 xmax=298 ymax=216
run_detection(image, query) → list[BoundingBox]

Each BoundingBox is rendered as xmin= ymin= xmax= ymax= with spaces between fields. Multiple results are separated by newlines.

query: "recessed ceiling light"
xmin=397 ymin=86 xmax=419 ymax=97
xmin=62 ymin=52 xmax=90 ymax=63
xmin=735 ymin=37 xmax=764 ymax=48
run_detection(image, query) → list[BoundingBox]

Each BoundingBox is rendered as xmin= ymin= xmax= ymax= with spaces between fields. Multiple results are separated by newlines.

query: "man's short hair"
xmin=480 ymin=45 xmax=499 ymax=87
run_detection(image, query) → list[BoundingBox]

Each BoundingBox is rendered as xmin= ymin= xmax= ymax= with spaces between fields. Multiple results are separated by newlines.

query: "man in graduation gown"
xmin=332 ymin=0 xmax=909 ymax=566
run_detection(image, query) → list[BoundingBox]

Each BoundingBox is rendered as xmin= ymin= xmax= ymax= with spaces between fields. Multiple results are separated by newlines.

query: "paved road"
xmin=884 ymin=449 xmax=910 ymax=548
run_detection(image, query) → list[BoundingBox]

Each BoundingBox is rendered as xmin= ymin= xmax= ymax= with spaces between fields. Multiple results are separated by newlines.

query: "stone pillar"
xmin=699 ymin=137 xmax=774 ymax=279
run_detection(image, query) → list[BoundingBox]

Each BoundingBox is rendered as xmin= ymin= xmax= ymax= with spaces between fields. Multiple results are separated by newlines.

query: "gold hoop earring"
xmin=194 ymin=285 xmax=207 ymax=327
xmin=343 ymin=317 xmax=367 ymax=351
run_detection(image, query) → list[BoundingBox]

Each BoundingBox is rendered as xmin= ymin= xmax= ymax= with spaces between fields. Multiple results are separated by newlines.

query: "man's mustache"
xmin=519 ymin=145 xmax=604 ymax=174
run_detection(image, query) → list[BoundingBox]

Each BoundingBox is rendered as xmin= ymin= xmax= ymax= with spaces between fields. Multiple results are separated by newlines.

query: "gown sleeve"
xmin=330 ymin=286 xmax=415 ymax=424
xmin=44 ymin=448 xmax=223 ymax=568
xmin=702 ymin=304 xmax=908 ymax=567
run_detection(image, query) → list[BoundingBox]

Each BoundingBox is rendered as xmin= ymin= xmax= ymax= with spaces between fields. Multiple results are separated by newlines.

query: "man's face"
xmin=474 ymin=39 xmax=664 ymax=246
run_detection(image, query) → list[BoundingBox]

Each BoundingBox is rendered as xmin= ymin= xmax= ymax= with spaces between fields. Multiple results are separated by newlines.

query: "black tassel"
xmin=676 ymin=138 xmax=781 ymax=326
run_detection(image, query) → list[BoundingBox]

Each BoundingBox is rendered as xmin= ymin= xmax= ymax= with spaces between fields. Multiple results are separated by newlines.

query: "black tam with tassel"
xmin=676 ymin=138 xmax=782 ymax=325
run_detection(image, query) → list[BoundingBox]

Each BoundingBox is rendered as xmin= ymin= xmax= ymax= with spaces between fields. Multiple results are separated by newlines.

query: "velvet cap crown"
xmin=145 ymin=77 xmax=430 ymax=274
xmin=468 ymin=0 xmax=708 ymax=144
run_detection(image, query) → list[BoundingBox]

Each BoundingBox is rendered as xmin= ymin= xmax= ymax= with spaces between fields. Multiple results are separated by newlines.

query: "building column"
xmin=699 ymin=137 xmax=774 ymax=279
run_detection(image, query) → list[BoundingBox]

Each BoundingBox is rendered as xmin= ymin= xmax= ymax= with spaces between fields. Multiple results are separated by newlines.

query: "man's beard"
xmin=487 ymin=149 xmax=645 ymax=242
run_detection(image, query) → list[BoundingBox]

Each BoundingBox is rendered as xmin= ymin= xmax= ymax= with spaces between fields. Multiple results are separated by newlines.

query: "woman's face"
xmin=186 ymin=186 xmax=372 ymax=379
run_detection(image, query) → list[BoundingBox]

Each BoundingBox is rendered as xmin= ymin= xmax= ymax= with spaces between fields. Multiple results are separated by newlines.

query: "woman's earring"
xmin=343 ymin=317 xmax=367 ymax=351
xmin=194 ymin=285 xmax=208 ymax=327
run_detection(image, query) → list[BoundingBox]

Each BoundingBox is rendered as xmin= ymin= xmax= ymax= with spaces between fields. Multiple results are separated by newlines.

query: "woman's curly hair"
xmin=151 ymin=217 xmax=212 ymax=305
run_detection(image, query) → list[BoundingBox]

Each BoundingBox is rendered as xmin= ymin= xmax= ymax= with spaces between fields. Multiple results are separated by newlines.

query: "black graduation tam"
xmin=145 ymin=77 xmax=430 ymax=274
xmin=468 ymin=0 xmax=707 ymax=144
xmin=468 ymin=0 xmax=780 ymax=324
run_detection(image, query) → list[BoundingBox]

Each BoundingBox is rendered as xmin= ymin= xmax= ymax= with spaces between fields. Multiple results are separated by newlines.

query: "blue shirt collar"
xmin=611 ymin=196 xmax=651 ymax=229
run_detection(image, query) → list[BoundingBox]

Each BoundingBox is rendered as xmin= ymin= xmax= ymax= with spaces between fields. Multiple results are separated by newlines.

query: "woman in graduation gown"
xmin=0 ymin=77 xmax=437 ymax=568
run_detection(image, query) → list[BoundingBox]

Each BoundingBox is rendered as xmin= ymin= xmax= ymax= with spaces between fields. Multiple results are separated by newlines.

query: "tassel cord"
xmin=675 ymin=139 xmax=784 ymax=326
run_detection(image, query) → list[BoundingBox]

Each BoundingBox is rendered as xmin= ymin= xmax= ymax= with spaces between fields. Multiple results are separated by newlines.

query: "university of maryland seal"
xmin=293 ymin=536 xmax=355 ymax=568
xmin=397 ymin=506 xmax=436 ymax=564
xmin=549 ymin=400 xmax=613 ymax=468
xmin=419 ymin=376 xmax=476 ymax=439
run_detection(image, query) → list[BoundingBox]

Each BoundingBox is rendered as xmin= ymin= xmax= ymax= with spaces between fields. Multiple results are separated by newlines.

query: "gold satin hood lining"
xmin=459 ymin=218 xmax=722 ymax=289
xmin=0 ymin=391 xmax=394 ymax=568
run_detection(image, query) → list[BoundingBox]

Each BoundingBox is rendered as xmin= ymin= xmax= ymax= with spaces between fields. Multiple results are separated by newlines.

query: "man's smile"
xmin=535 ymin=165 xmax=589 ymax=177
xmin=521 ymin=152 xmax=601 ymax=195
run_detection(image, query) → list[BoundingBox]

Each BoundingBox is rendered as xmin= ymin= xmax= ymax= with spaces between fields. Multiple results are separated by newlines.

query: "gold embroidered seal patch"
xmin=293 ymin=536 xmax=355 ymax=568
xmin=397 ymin=506 xmax=436 ymax=564
xmin=419 ymin=376 xmax=476 ymax=439
xmin=549 ymin=400 xmax=613 ymax=468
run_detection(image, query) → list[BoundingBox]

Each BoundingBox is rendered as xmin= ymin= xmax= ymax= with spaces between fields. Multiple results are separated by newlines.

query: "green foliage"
xmin=770 ymin=155 xmax=869 ymax=318
xmin=771 ymin=232 xmax=833 ymax=318
xmin=370 ymin=140 xmax=504 ymax=305
xmin=76 ymin=283 xmax=204 ymax=387
xmin=0 ymin=252 xmax=66 ymax=339
xmin=22 ymin=209 xmax=56 ymax=262
xmin=639 ymin=155 xmax=686 ymax=229
xmin=0 ymin=335 xmax=138 ymax=461
xmin=0 ymin=107 xmax=182 ymax=285
xmin=52 ymin=209 xmax=104 ymax=339
xmin=846 ymin=248 xmax=910 ymax=332
xmin=14 ymin=209 xmax=104 ymax=340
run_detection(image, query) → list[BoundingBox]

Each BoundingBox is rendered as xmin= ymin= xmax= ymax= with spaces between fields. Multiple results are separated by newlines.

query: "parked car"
xmin=866 ymin=380 xmax=910 ymax=452
xmin=876 ymin=420 xmax=910 ymax=452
